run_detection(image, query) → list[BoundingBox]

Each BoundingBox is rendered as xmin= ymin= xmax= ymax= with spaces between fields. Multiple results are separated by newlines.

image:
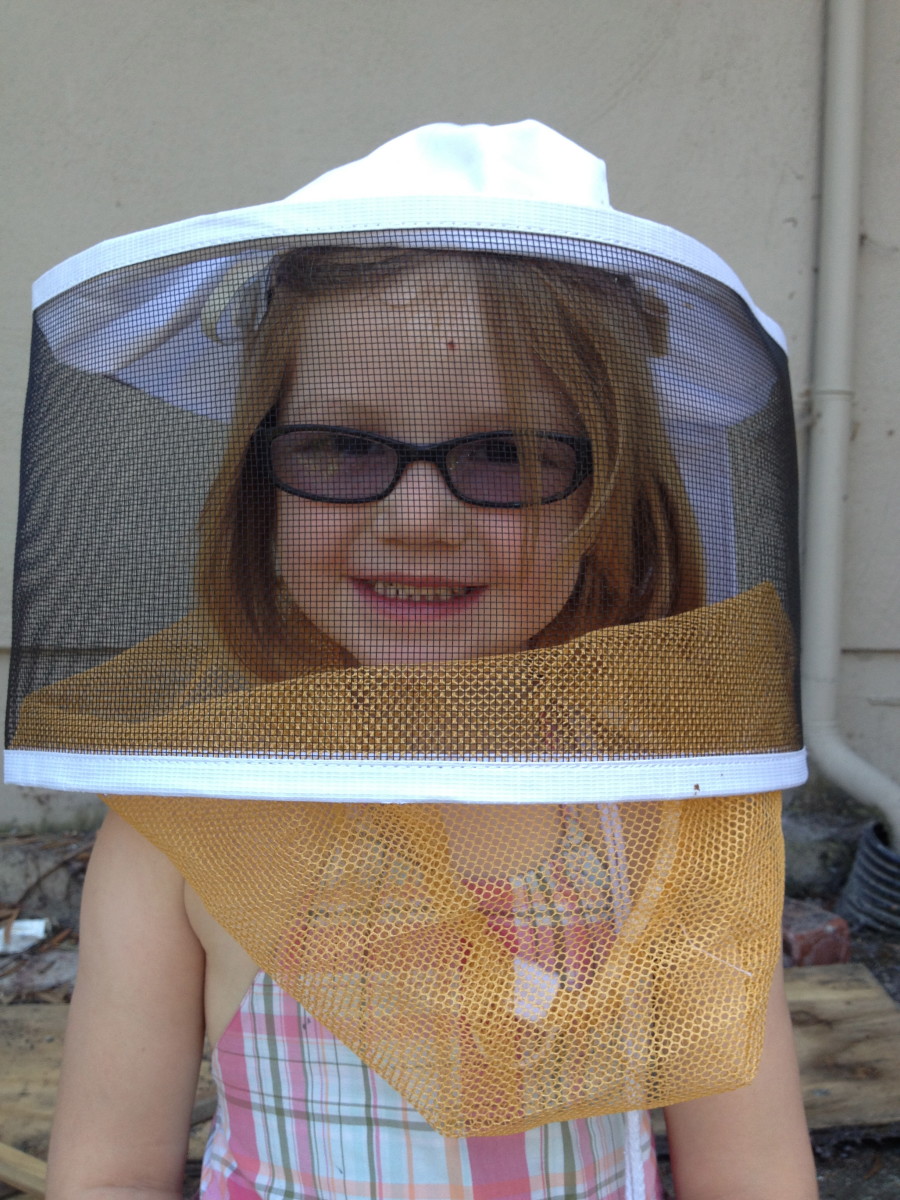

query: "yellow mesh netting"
xmin=14 ymin=583 xmax=793 ymax=1135
xmin=106 ymin=790 xmax=783 ymax=1137
xmin=15 ymin=583 xmax=796 ymax=758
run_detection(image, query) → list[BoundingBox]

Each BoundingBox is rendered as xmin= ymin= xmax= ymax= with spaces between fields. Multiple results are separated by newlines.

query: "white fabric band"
xmin=5 ymin=748 xmax=807 ymax=803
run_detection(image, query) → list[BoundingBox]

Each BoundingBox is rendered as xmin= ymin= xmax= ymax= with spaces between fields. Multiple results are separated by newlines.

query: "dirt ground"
xmin=3 ymin=830 xmax=900 ymax=1198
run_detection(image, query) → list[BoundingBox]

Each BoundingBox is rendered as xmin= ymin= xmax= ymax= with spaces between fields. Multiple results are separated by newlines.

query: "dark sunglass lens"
xmin=271 ymin=431 xmax=396 ymax=499
xmin=447 ymin=436 xmax=579 ymax=504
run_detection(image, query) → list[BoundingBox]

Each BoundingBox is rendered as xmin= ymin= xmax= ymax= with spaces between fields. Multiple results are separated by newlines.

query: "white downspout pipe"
xmin=802 ymin=0 xmax=900 ymax=848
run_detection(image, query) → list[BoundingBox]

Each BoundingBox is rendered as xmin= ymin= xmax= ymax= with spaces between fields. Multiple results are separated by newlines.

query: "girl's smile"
xmin=353 ymin=576 xmax=485 ymax=618
xmin=276 ymin=273 xmax=589 ymax=666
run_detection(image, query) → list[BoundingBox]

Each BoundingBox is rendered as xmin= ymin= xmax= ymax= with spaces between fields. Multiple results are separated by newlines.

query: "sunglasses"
xmin=265 ymin=425 xmax=593 ymax=508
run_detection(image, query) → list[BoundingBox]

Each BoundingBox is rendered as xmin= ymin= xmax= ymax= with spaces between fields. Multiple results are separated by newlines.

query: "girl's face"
xmin=276 ymin=275 xmax=589 ymax=666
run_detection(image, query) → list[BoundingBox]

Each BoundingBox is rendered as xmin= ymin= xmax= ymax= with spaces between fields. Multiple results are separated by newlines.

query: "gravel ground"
xmin=3 ymin=830 xmax=900 ymax=1197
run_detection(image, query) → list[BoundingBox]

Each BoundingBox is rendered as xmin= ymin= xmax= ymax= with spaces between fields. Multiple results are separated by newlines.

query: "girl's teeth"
xmin=370 ymin=581 xmax=472 ymax=602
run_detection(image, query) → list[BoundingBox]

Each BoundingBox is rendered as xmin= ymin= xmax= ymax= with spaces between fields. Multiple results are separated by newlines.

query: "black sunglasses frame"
xmin=263 ymin=424 xmax=593 ymax=508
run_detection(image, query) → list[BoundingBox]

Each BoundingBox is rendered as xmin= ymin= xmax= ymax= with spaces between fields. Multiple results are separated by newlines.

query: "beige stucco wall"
xmin=0 ymin=0 xmax=896 ymax=828
xmin=835 ymin=1 xmax=900 ymax=783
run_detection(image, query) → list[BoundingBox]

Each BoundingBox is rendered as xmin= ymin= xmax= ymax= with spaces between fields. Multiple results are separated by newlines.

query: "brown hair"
xmin=197 ymin=247 xmax=705 ymax=679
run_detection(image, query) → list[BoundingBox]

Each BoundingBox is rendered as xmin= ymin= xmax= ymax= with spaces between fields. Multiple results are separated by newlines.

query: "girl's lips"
xmin=352 ymin=578 xmax=486 ymax=619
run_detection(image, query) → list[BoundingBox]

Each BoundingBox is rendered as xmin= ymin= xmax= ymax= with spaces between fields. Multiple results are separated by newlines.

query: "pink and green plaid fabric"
xmin=201 ymin=973 xmax=662 ymax=1199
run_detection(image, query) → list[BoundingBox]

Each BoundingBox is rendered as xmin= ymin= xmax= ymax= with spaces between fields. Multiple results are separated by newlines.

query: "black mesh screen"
xmin=6 ymin=234 xmax=801 ymax=776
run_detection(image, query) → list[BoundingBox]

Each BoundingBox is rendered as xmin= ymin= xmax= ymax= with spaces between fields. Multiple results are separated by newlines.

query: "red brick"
xmin=782 ymin=897 xmax=851 ymax=967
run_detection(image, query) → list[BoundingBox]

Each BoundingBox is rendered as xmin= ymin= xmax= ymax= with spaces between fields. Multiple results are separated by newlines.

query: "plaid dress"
xmin=201 ymin=973 xmax=662 ymax=1199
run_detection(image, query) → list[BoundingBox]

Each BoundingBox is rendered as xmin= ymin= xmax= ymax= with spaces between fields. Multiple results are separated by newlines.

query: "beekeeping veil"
xmin=6 ymin=122 xmax=804 ymax=1137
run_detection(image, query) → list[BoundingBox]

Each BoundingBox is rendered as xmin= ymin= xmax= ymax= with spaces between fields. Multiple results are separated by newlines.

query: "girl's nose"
xmin=372 ymin=461 xmax=467 ymax=545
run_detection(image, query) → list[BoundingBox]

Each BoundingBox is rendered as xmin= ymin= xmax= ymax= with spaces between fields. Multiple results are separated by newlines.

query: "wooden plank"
xmin=785 ymin=962 xmax=898 ymax=1016
xmin=0 ymin=1139 xmax=47 ymax=1196
xmin=786 ymin=963 xmax=900 ymax=1131
xmin=0 ymin=1005 xmax=68 ymax=1160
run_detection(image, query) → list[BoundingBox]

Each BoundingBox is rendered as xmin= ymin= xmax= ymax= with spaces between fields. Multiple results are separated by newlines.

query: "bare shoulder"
xmin=71 ymin=808 xmax=205 ymax=1015
xmin=46 ymin=809 xmax=206 ymax=1198
xmin=84 ymin=807 xmax=187 ymax=912
xmin=663 ymin=963 xmax=819 ymax=1200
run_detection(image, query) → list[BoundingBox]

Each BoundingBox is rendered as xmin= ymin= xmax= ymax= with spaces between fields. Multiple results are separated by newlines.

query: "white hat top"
xmin=32 ymin=119 xmax=782 ymax=352
xmin=285 ymin=120 xmax=611 ymax=209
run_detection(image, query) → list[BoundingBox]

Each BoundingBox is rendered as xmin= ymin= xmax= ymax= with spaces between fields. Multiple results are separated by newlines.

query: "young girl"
xmin=8 ymin=122 xmax=817 ymax=1199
